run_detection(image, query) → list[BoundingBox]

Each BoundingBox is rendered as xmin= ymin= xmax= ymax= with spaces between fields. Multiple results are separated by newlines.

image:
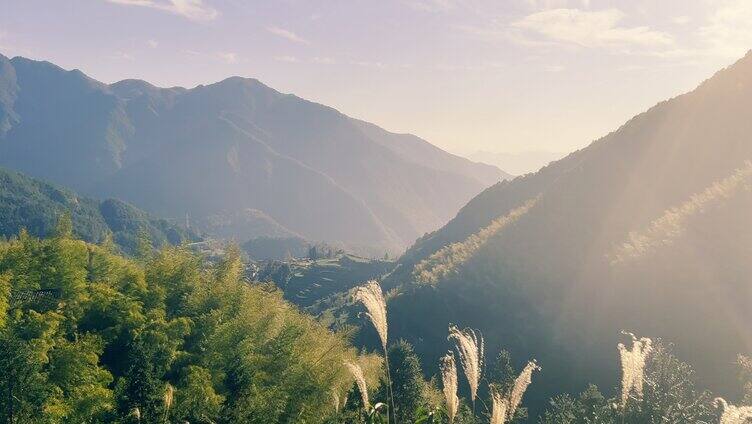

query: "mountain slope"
xmin=0 ymin=54 xmax=508 ymax=255
xmin=378 ymin=51 xmax=752 ymax=410
xmin=0 ymin=166 xmax=198 ymax=254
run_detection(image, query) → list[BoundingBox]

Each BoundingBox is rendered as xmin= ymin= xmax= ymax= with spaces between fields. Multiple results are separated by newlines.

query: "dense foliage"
xmin=0 ymin=230 xmax=363 ymax=423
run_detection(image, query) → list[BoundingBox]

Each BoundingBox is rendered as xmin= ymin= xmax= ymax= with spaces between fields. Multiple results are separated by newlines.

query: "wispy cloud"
xmin=698 ymin=0 xmax=752 ymax=59
xmin=524 ymin=0 xmax=590 ymax=10
xmin=147 ymin=39 xmax=159 ymax=48
xmin=313 ymin=56 xmax=336 ymax=64
xmin=274 ymin=55 xmax=298 ymax=63
xmin=217 ymin=51 xmax=238 ymax=63
xmin=511 ymin=8 xmax=674 ymax=49
xmin=266 ymin=26 xmax=310 ymax=44
xmin=671 ymin=15 xmax=691 ymax=25
xmin=106 ymin=51 xmax=136 ymax=61
xmin=349 ymin=60 xmax=413 ymax=70
xmin=106 ymin=0 xmax=218 ymax=22
xmin=405 ymin=0 xmax=456 ymax=13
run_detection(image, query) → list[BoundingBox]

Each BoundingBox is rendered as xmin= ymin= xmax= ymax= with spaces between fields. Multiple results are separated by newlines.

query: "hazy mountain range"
xmin=0 ymin=53 xmax=509 ymax=256
xmin=465 ymin=149 xmax=566 ymax=175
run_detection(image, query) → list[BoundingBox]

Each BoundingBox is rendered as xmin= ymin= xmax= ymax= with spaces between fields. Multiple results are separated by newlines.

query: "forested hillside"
xmin=0 ymin=228 xmax=380 ymax=423
xmin=0 ymin=53 xmax=509 ymax=256
xmin=334 ymin=51 xmax=752 ymax=413
xmin=0 ymin=166 xmax=198 ymax=255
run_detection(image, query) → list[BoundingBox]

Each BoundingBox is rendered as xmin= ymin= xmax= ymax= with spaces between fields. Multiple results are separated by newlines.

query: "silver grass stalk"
xmin=508 ymin=360 xmax=541 ymax=418
xmin=163 ymin=383 xmax=174 ymax=423
xmin=346 ymin=362 xmax=370 ymax=410
xmin=448 ymin=325 xmax=484 ymax=408
xmin=353 ymin=280 xmax=395 ymax=422
xmin=164 ymin=384 xmax=174 ymax=411
xmin=618 ymin=332 xmax=653 ymax=408
xmin=715 ymin=398 xmax=752 ymax=424
xmin=130 ymin=407 xmax=141 ymax=422
xmin=490 ymin=387 xmax=509 ymax=424
xmin=440 ymin=352 xmax=460 ymax=424
xmin=332 ymin=391 xmax=342 ymax=413
xmin=354 ymin=280 xmax=388 ymax=351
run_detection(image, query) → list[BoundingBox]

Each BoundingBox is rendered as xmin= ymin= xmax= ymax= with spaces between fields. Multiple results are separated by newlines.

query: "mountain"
xmin=466 ymin=149 xmax=566 ymax=175
xmin=0 ymin=54 xmax=509 ymax=256
xmin=0 ymin=166 xmax=199 ymax=254
xmin=353 ymin=51 xmax=752 ymax=411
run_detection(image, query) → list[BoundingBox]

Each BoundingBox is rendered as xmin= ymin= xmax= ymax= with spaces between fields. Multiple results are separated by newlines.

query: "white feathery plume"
xmin=508 ymin=360 xmax=541 ymax=418
xmin=618 ymin=332 xmax=653 ymax=407
xmin=332 ymin=391 xmax=340 ymax=413
xmin=130 ymin=407 xmax=141 ymax=421
xmin=490 ymin=387 xmax=509 ymax=424
xmin=440 ymin=352 xmax=460 ymax=424
xmin=345 ymin=362 xmax=370 ymax=409
xmin=715 ymin=398 xmax=752 ymax=424
xmin=164 ymin=383 xmax=174 ymax=411
xmin=448 ymin=325 xmax=484 ymax=405
xmin=353 ymin=280 xmax=388 ymax=350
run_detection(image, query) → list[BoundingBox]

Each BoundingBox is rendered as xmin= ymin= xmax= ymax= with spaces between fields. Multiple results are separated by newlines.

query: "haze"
xmin=1 ymin=0 xmax=749 ymax=158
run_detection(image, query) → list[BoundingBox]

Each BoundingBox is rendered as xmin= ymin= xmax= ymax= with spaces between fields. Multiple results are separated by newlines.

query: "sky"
xmin=1 ymin=0 xmax=751 ymax=156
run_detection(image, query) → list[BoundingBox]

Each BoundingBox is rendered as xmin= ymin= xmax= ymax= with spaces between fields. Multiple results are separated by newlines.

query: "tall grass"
xmin=346 ymin=362 xmax=370 ymax=410
xmin=448 ymin=325 xmax=484 ymax=414
xmin=508 ymin=360 xmax=540 ymax=418
xmin=489 ymin=360 xmax=540 ymax=423
xmin=163 ymin=383 xmax=174 ymax=423
xmin=413 ymin=198 xmax=537 ymax=284
xmin=715 ymin=398 xmax=752 ymax=424
xmin=490 ymin=387 xmax=508 ymax=424
xmin=440 ymin=352 xmax=460 ymax=424
xmin=354 ymin=280 xmax=395 ymax=422
xmin=618 ymin=332 xmax=652 ymax=408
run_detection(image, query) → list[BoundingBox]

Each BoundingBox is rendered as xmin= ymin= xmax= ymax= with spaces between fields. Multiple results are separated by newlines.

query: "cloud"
xmin=406 ymin=0 xmax=456 ymax=13
xmin=671 ymin=15 xmax=691 ymax=25
xmin=106 ymin=0 xmax=218 ymax=22
xmin=524 ymin=0 xmax=589 ymax=10
xmin=266 ymin=26 xmax=310 ymax=44
xmin=217 ymin=52 xmax=238 ymax=63
xmin=147 ymin=39 xmax=159 ymax=48
xmin=107 ymin=51 xmax=135 ymax=61
xmin=511 ymin=8 xmax=674 ymax=49
xmin=313 ymin=56 xmax=336 ymax=64
xmin=274 ymin=55 xmax=298 ymax=63
xmin=698 ymin=0 xmax=752 ymax=59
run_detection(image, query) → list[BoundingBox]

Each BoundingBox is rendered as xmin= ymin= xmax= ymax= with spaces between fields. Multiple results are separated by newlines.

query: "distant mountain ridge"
xmin=0 ymin=53 xmax=510 ymax=255
xmin=466 ymin=149 xmax=566 ymax=175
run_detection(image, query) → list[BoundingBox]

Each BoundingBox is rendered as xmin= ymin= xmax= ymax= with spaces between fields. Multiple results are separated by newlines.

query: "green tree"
xmin=171 ymin=366 xmax=223 ymax=424
xmin=53 ymin=212 xmax=73 ymax=239
xmin=539 ymin=341 xmax=715 ymax=424
xmin=376 ymin=340 xmax=427 ymax=423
